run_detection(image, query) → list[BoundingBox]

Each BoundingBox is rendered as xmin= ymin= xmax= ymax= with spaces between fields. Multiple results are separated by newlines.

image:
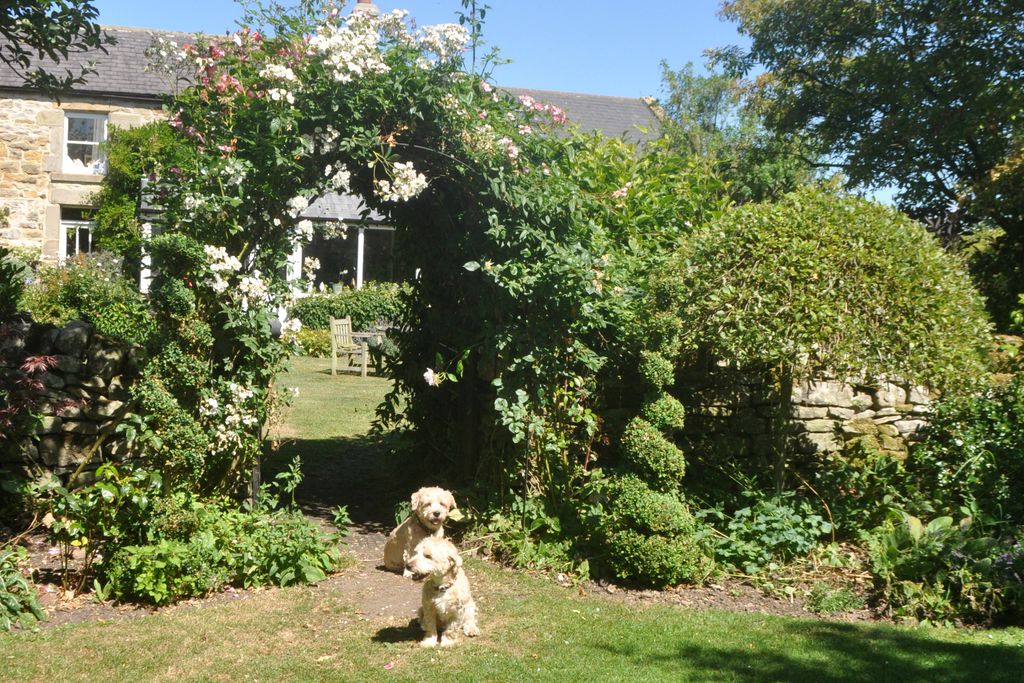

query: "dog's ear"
xmin=411 ymin=488 xmax=424 ymax=509
xmin=449 ymin=549 xmax=463 ymax=570
xmin=443 ymin=490 xmax=457 ymax=511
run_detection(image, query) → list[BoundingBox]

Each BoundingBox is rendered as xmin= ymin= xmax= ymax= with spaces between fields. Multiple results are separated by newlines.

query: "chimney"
xmin=352 ymin=0 xmax=380 ymax=16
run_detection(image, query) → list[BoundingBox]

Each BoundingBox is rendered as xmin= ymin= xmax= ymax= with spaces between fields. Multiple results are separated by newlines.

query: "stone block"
xmin=894 ymin=419 xmax=926 ymax=436
xmin=37 ymin=371 xmax=64 ymax=389
xmin=85 ymin=399 xmax=124 ymax=420
xmin=66 ymin=373 xmax=105 ymax=390
xmin=52 ymin=354 xmax=83 ymax=374
xmin=875 ymin=407 xmax=899 ymax=417
xmin=35 ymin=416 xmax=62 ymax=434
xmin=792 ymin=405 xmax=828 ymax=419
xmin=87 ymin=346 xmax=124 ymax=380
xmin=843 ymin=418 xmax=879 ymax=436
xmin=794 ymin=380 xmax=854 ymax=407
xmin=801 ymin=431 xmax=841 ymax=453
xmin=908 ymin=386 xmax=932 ymax=404
xmin=802 ymin=418 xmax=837 ymax=434
xmin=877 ymin=424 xmax=900 ymax=438
xmin=874 ymin=382 xmax=908 ymax=407
xmin=827 ymin=407 xmax=856 ymax=420
xmin=880 ymin=434 xmax=908 ymax=452
xmin=851 ymin=392 xmax=873 ymax=409
xmin=846 ymin=434 xmax=882 ymax=452
xmin=55 ymin=320 xmax=93 ymax=355
xmin=62 ymin=420 xmax=98 ymax=435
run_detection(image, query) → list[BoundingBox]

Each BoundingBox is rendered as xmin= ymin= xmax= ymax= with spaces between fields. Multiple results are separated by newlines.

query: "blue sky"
xmin=91 ymin=0 xmax=747 ymax=99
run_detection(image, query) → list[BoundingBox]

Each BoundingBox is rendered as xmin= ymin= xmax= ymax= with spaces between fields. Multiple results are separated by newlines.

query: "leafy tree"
xmin=719 ymin=0 xmax=1024 ymax=236
xmin=1 ymin=1 xmax=113 ymax=97
xmin=658 ymin=61 xmax=812 ymax=203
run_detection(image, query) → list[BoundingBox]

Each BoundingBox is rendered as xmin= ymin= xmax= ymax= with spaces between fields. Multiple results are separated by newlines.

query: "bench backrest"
xmin=330 ymin=316 xmax=357 ymax=349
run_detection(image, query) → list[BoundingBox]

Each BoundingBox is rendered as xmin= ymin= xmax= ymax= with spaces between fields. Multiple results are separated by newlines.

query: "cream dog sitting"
xmin=383 ymin=486 xmax=457 ymax=576
xmin=405 ymin=536 xmax=480 ymax=647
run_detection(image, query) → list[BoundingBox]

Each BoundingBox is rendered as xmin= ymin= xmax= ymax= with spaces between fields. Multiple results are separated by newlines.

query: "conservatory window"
xmin=63 ymin=112 xmax=107 ymax=173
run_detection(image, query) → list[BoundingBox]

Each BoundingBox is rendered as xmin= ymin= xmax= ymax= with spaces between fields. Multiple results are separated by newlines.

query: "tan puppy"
xmin=405 ymin=537 xmax=480 ymax=647
xmin=383 ymin=486 xmax=457 ymax=576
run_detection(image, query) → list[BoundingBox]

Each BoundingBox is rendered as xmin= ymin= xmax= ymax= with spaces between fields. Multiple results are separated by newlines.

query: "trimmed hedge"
xmin=662 ymin=185 xmax=992 ymax=392
xmin=288 ymin=281 xmax=405 ymax=330
xmin=596 ymin=475 xmax=714 ymax=586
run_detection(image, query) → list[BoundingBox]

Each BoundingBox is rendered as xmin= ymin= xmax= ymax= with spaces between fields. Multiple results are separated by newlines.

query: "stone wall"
xmin=0 ymin=92 xmax=162 ymax=259
xmin=678 ymin=361 xmax=932 ymax=464
xmin=0 ymin=319 xmax=141 ymax=480
xmin=790 ymin=379 xmax=931 ymax=458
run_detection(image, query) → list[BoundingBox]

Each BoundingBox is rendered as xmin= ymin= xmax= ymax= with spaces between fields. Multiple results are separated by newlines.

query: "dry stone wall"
xmin=678 ymin=361 xmax=932 ymax=463
xmin=790 ymin=379 xmax=931 ymax=458
xmin=0 ymin=319 xmax=141 ymax=479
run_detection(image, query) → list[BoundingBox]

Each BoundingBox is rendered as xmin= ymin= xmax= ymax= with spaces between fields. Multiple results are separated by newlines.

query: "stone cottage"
xmin=0 ymin=23 xmax=662 ymax=286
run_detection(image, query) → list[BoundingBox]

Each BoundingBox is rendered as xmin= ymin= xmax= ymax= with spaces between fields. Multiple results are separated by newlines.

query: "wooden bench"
xmin=330 ymin=316 xmax=368 ymax=377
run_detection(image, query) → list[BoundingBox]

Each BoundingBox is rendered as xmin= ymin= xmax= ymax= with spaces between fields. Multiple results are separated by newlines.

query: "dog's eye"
xmin=424 ymin=552 xmax=432 ymax=558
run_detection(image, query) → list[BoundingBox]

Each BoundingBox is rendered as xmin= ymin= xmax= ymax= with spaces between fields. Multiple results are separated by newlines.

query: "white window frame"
xmin=63 ymin=112 xmax=107 ymax=174
xmin=59 ymin=217 xmax=94 ymax=262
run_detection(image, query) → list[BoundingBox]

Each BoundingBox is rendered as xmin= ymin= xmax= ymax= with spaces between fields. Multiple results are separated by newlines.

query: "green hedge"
xmin=662 ymin=185 xmax=992 ymax=393
xmin=289 ymin=281 xmax=406 ymax=330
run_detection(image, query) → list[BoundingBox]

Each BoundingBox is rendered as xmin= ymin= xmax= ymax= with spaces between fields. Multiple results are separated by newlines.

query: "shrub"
xmin=0 ymin=246 xmax=25 ymax=319
xmin=593 ymin=475 xmax=714 ymax=586
xmin=907 ymin=373 xmax=1024 ymax=523
xmin=619 ymin=417 xmax=686 ymax=491
xmin=90 ymin=121 xmax=197 ymax=277
xmin=40 ymin=465 xmax=341 ymax=605
xmin=104 ymin=501 xmax=339 ymax=605
xmin=105 ymin=536 xmax=225 ymax=605
xmin=0 ymin=546 xmax=43 ymax=631
xmin=599 ymin=475 xmax=696 ymax=537
xmin=663 ymin=185 xmax=992 ymax=393
xmin=640 ymin=395 xmax=686 ymax=432
xmin=638 ymin=350 xmax=675 ymax=389
xmin=289 ymin=282 xmax=405 ymax=330
xmin=865 ymin=511 xmax=1024 ymax=624
xmin=20 ymin=253 xmax=156 ymax=347
xmin=294 ymin=328 xmax=331 ymax=357
xmin=604 ymin=530 xmax=712 ymax=587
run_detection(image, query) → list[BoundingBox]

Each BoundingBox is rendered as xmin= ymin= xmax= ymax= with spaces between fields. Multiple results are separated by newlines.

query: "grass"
xmin=5 ymin=356 xmax=1024 ymax=682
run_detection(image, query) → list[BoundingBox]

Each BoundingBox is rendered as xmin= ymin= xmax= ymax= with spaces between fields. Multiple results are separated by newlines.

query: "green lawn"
xmin=4 ymin=357 xmax=1024 ymax=682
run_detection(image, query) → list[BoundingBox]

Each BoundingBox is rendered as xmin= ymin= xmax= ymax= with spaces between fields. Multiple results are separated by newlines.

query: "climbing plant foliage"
xmin=143 ymin=2 xmax=725 ymax=505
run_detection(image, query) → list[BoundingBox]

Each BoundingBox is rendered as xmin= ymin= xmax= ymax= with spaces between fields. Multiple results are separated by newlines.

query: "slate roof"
xmin=503 ymin=87 xmax=661 ymax=145
xmin=303 ymin=192 xmax=387 ymax=225
xmin=2 ymin=26 xmax=662 ymax=222
xmin=0 ymin=26 xmax=197 ymax=99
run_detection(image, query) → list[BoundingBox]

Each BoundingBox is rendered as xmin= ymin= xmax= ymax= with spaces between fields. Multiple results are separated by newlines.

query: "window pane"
xmin=77 ymin=226 xmax=91 ymax=254
xmin=67 ymin=117 xmax=102 ymax=143
xmin=66 ymin=143 xmax=98 ymax=167
xmin=65 ymin=226 xmax=77 ymax=258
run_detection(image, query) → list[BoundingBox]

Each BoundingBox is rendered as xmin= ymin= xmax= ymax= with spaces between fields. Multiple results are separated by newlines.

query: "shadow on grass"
xmin=265 ymin=432 xmax=424 ymax=532
xmin=592 ymin=619 xmax=1024 ymax=683
xmin=371 ymin=619 xmax=423 ymax=644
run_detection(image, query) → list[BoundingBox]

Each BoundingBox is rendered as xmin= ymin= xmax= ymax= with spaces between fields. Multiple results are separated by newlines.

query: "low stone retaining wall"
xmin=0 ymin=319 xmax=141 ymax=479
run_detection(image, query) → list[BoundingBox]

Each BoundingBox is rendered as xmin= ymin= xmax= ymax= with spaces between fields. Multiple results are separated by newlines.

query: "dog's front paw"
xmin=402 ymin=569 xmax=414 ymax=579
xmin=439 ymin=636 xmax=457 ymax=648
xmin=463 ymin=623 xmax=480 ymax=638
